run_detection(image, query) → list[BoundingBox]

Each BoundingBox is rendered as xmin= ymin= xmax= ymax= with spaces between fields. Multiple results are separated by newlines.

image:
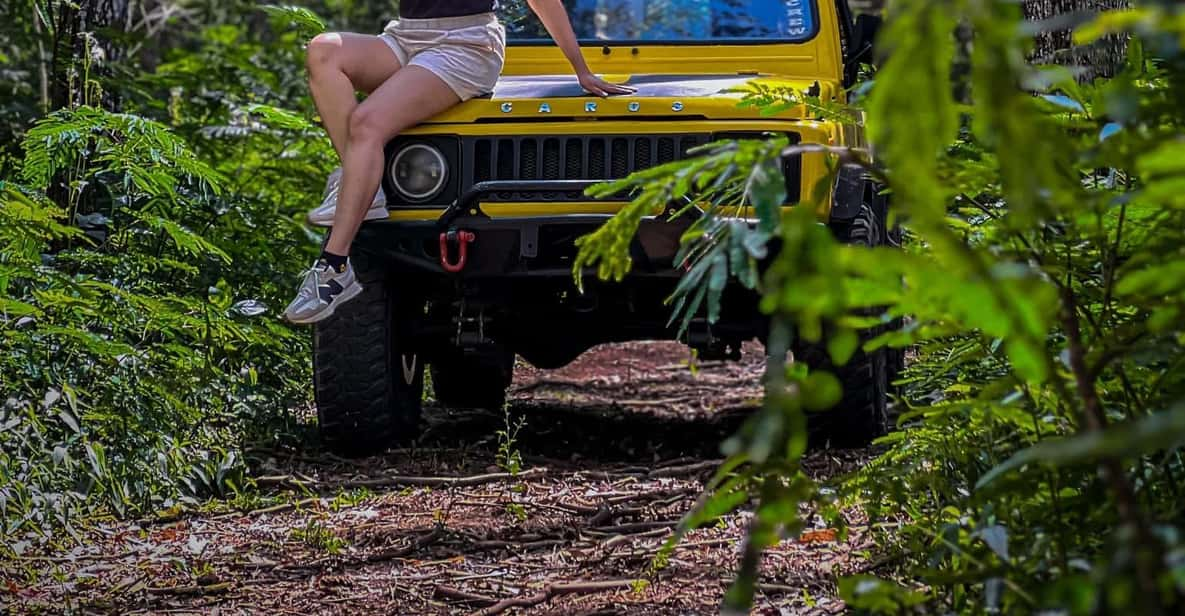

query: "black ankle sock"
xmin=320 ymin=250 xmax=348 ymax=273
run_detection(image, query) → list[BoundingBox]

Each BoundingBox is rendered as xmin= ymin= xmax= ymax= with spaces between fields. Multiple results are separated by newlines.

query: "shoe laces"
xmin=295 ymin=261 xmax=332 ymax=302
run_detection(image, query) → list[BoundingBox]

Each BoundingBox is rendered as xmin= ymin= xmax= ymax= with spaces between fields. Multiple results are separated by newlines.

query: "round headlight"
xmin=390 ymin=144 xmax=448 ymax=201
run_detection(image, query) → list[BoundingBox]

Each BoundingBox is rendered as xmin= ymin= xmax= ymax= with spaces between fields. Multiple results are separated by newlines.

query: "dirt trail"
xmin=6 ymin=342 xmax=873 ymax=615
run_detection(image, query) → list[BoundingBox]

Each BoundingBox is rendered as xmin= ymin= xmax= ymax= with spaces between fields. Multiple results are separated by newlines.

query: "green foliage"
xmin=262 ymin=5 xmax=328 ymax=38
xmin=505 ymin=502 xmax=528 ymax=522
xmin=290 ymin=518 xmax=347 ymax=554
xmin=575 ymin=1 xmax=1185 ymax=613
xmin=731 ymin=82 xmax=859 ymax=124
xmin=496 ymin=404 xmax=525 ymax=476
xmin=1 ymin=3 xmax=327 ymax=548
xmin=574 ymin=137 xmax=786 ymax=335
xmin=838 ymin=575 xmax=928 ymax=613
xmin=846 ymin=4 xmax=1185 ymax=612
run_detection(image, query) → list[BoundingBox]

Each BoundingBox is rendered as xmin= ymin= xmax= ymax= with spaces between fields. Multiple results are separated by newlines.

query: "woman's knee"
xmin=347 ymin=106 xmax=397 ymax=146
xmin=306 ymin=32 xmax=343 ymax=73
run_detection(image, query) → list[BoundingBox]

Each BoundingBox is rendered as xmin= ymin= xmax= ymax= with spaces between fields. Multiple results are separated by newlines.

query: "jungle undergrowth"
xmin=574 ymin=1 xmax=1185 ymax=613
xmin=0 ymin=4 xmax=328 ymax=548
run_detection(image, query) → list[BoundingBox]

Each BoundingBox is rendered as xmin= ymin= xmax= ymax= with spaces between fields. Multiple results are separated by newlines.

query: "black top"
xmin=399 ymin=0 xmax=496 ymax=19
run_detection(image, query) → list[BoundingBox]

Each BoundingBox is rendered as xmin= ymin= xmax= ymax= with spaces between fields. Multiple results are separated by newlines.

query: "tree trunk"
xmin=1022 ymin=0 xmax=1130 ymax=81
xmin=846 ymin=0 xmax=1129 ymax=80
xmin=48 ymin=0 xmax=129 ymax=110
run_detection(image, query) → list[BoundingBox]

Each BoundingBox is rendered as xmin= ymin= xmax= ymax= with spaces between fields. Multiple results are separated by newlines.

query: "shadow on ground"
xmin=421 ymin=402 xmax=751 ymax=462
xmin=420 ymin=340 xmax=765 ymax=462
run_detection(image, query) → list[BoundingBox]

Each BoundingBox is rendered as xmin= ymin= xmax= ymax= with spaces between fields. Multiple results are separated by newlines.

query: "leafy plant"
xmin=496 ymin=403 xmax=525 ymax=476
xmin=0 ymin=2 xmax=324 ymax=547
xmin=290 ymin=518 xmax=347 ymax=554
xmin=575 ymin=1 xmax=1185 ymax=613
xmin=505 ymin=502 xmax=528 ymax=523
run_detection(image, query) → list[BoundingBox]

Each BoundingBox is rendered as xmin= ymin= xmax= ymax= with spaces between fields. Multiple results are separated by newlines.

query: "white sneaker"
xmin=283 ymin=257 xmax=364 ymax=324
xmin=306 ymin=167 xmax=389 ymax=226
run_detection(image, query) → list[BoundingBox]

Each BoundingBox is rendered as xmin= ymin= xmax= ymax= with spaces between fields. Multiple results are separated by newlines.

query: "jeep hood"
xmin=424 ymin=74 xmax=838 ymax=124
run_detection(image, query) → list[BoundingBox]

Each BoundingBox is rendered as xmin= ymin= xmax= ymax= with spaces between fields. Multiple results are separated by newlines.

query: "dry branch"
xmin=433 ymin=584 xmax=498 ymax=607
xmin=16 ymin=549 xmax=136 ymax=563
xmin=256 ymin=467 xmax=547 ymax=491
xmin=455 ymin=498 xmax=596 ymax=517
xmin=648 ymin=460 xmax=721 ymax=478
xmin=360 ymin=527 xmax=444 ymax=564
xmin=614 ymin=396 xmax=698 ymax=407
xmin=474 ymin=580 xmax=638 ymax=616
xmin=144 ymin=582 xmax=231 ymax=596
xmin=591 ymin=520 xmax=679 ymax=534
xmin=471 ymin=538 xmax=569 ymax=552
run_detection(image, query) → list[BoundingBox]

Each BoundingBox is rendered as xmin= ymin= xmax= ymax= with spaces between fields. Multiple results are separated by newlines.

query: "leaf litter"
xmin=4 ymin=342 xmax=876 ymax=615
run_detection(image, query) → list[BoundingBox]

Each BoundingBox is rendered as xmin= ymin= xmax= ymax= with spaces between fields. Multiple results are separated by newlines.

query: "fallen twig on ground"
xmin=361 ymin=527 xmax=443 ymax=564
xmin=591 ymin=520 xmax=679 ymax=534
xmin=210 ymin=497 xmax=324 ymax=520
xmin=16 ymin=549 xmax=137 ymax=563
xmin=256 ymin=467 xmax=547 ymax=491
xmin=474 ymin=579 xmax=638 ymax=616
xmin=144 ymin=582 xmax=231 ymax=596
xmin=648 ymin=460 xmax=722 ymax=478
xmin=614 ymin=396 xmax=698 ymax=407
xmin=471 ymin=538 xmax=568 ymax=552
xmin=434 ymin=584 xmax=498 ymax=607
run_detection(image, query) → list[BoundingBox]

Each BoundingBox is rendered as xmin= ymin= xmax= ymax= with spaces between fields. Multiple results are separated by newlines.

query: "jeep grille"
xmin=466 ymin=135 xmax=710 ymax=199
xmin=380 ymin=133 xmax=803 ymax=207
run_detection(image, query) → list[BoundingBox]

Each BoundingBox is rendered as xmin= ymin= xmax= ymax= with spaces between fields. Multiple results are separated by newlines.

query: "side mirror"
xmin=843 ymin=13 xmax=882 ymax=88
xmin=851 ymin=13 xmax=881 ymax=66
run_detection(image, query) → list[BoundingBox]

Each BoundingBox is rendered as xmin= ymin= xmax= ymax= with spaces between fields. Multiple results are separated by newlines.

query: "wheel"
xmin=313 ymin=258 xmax=424 ymax=457
xmin=794 ymin=343 xmax=890 ymax=448
xmin=430 ymin=348 xmax=515 ymax=409
xmin=794 ymin=200 xmax=890 ymax=447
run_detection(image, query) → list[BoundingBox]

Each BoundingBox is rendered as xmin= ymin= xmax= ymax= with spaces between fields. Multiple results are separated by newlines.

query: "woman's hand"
xmin=526 ymin=0 xmax=637 ymax=97
xmin=578 ymin=71 xmax=637 ymax=97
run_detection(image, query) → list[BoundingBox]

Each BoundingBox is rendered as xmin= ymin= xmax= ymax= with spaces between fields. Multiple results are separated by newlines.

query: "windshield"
xmin=500 ymin=0 xmax=818 ymax=44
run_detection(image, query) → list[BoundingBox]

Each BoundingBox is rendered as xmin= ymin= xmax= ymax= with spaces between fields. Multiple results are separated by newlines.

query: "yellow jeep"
xmin=314 ymin=0 xmax=891 ymax=455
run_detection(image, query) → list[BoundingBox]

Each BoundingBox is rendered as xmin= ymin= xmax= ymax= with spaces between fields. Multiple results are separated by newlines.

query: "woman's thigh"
xmin=311 ymin=32 xmax=403 ymax=94
xmin=350 ymin=66 xmax=463 ymax=141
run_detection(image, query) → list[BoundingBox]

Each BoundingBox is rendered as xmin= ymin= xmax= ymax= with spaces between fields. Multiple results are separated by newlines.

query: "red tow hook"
xmin=439 ymin=230 xmax=476 ymax=273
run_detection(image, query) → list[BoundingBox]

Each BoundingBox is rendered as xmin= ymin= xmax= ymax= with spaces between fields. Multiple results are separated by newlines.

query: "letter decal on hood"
xmin=500 ymin=102 xmax=513 ymax=113
xmin=585 ymin=101 xmax=597 ymax=112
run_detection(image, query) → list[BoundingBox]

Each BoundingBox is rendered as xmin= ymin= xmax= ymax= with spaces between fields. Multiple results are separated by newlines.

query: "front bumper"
xmin=356 ymin=180 xmax=696 ymax=278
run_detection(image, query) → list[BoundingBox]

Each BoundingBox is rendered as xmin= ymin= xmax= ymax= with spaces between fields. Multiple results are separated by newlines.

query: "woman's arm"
xmin=526 ymin=0 xmax=636 ymax=96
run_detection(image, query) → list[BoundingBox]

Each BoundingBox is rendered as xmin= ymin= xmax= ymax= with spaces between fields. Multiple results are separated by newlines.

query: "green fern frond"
xmin=261 ymin=5 xmax=326 ymax=37
xmin=137 ymin=214 xmax=232 ymax=263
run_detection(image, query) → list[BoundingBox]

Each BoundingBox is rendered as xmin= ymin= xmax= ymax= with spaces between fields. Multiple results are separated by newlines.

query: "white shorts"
xmin=379 ymin=12 xmax=506 ymax=101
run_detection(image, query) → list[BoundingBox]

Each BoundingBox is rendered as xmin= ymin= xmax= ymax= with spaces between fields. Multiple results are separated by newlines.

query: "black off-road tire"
xmin=313 ymin=260 xmax=424 ymax=457
xmin=430 ymin=349 xmax=515 ymax=410
xmin=794 ymin=201 xmax=891 ymax=448
xmin=795 ymin=343 xmax=890 ymax=448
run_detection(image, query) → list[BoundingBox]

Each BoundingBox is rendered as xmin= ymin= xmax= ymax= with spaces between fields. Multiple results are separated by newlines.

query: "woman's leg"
xmin=305 ymin=32 xmax=404 ymax=160
xmin=285 ymin=62 xmax=463 ymax=324
xmin=323 ymin=66 xmax=461 ymax=255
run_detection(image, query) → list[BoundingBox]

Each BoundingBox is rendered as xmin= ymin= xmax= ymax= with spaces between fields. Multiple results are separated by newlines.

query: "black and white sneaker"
xmin=283 ymin=258 xmax=363 ymax=324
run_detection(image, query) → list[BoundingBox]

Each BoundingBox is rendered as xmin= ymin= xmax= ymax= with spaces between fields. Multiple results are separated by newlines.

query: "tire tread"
xmin=313 ymin=261 xmax=423 ymax=456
